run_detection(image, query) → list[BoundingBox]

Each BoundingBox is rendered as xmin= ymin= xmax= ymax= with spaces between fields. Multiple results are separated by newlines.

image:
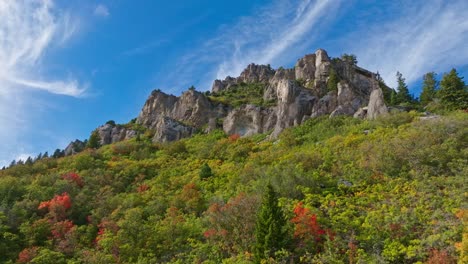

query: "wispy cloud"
xmin=157 ymin=0 xmax=342 ymax=92
xmin=0 ymin=0 xmax=84 ymax=166
xmin=347 ymin=0 xmax=468 ymax=88
xmin=94 ymin=4 xmax=110 ymax=17
xmin=121 ymin=39 xmax=169 ymax=57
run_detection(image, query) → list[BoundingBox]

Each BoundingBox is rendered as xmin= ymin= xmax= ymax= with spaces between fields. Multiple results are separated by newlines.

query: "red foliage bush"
xmin=291 ymin=202 xmax=331 ymax=253
xmin=51 ymin=220 xmax=75 ymax=240
xmin=62 ymin=172 xmax=84 ymax=187
xmin=17 ymin=247 xmax=38 ymax=263
xmin=38 ymin=192 xmax=72 ymax=211
xmin=228 ymin=134 xmax=241 ymax=142
xmin=426 ymin=249 xmax=456 ymax=264
xmin=137 ymin=184 xmax=149 ymax=193
xmin=38 ymin=192 xmax=72 ymax=221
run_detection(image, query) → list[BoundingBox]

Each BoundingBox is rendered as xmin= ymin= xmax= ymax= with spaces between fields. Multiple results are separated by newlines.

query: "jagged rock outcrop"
xmin=271 ymin=80 xmax=316 ymax=137
xmin=96 ymin=123 xmax=136 ymax=145
xmin=135 ymin=48 xmax=390 ymax=143
xmin=212 ymin=64 xmax=276 ymax=93
xmin=137 ymin=89 xmax=228 ymax=142
xmin=295 ymin=54 xmax=316 ymax=86
xmin=64 ymin=140 xmax=86 ymax=156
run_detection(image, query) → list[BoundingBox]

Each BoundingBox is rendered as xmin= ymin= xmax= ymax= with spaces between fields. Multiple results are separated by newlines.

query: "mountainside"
xmin=1 ymin=48 xmax=467 ymax=263
xmin=0 ymin=111 xmax=466 ymax=263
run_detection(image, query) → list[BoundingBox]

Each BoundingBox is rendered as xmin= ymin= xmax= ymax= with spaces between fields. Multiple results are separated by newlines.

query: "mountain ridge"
xmin=62 ymin=48 xmax=390 ymax=155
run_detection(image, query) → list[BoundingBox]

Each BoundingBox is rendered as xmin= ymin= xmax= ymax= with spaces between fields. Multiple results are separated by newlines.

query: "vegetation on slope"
xmin=0 ymin=110 xmax=466 ymax=263
xmin=208 ymin=82 xmax=276 ymax=108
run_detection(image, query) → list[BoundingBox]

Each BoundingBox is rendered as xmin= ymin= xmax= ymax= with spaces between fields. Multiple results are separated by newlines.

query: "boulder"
xmin=367 ymin=87 xmax=388 ymax=119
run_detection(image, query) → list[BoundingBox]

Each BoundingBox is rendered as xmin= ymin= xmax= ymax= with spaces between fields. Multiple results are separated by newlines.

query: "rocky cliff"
xmin=135 ymin=49 xmax=389 ymax=142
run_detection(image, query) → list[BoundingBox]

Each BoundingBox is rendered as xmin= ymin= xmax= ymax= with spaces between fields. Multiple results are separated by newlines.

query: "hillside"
xmin=0 ymin=110 xmax=466 ymax=263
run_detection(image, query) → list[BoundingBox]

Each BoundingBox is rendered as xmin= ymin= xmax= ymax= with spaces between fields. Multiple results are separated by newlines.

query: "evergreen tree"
xmin=25 ymin=157 xmax=33 ymax=165
xmin=395 ymin=71 xmax=413 ymax=105
xmin=43 ymin=152 xmax=49 ymax=158
xmin=390 ymin=89 xmax=398 ymax=105
xmin=254 ymin=184 xmax=288 ymax=263
xmin=420 ymin=72 xmax=438 ymax=106
xmin=341 ymin=53 xmax=357 ymax=65
xmin=87 ymin=131 xmax=101 ymax=149
xmin=52 ymin=149 xmax=63 ymax=158
xmin=438 ymin=68 xmax=468 ymax=110
xmin=327 ymin=68 xmax=339 ymax=92
xmin=199 ymin=163 xmax=213 ymax=179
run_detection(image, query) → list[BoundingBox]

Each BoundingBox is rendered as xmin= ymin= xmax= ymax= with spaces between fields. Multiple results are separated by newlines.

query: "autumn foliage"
xmin=17 ymin=247 xmax=39 ymax=263
xmin=291 ymin=202 xmax=327 ymax=250
xmin=228 ymin=133 xmax=241 ymax=142
xmin=62 ymin=172 xmax=84 ymax=187
xmin=38 ymin=192 xmax=72 ymax=221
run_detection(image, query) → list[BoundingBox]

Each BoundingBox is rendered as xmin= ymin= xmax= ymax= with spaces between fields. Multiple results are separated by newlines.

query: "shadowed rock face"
xmin=133 ymin=48 xmax=389 ymax=143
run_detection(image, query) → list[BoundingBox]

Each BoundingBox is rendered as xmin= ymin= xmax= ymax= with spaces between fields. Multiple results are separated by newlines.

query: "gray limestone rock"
xmin=367 ymin=87 xmax=388 ymax=119
xmin=223 ymin=105 xmax=275 ymax=137
xmin=152 ymin=117 xmax=196 ymax=142
xmin=95 ymin=123 xmax=136 ymax=146
xmin=238 ymin=64 xmax=276 ymax=83
xmin=271 ymin=80 xmax=316 ymax=137
xmin=295 ymin=54 xmax=316 ymax=86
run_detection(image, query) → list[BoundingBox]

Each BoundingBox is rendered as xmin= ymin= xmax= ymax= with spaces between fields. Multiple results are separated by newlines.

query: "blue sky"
xmin=0 ymin=0 xmax=467 ymax=166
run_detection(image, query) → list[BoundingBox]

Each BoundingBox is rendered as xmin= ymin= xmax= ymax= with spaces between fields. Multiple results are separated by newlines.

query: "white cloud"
xmin=0 ymin=0 xmax=84 ymax=165
xmin=160 ymin=0 xmax=342 ymax=92
xmin=347 ymin=0 xmax=468 ymax=88
xmin=212 ymin=0 xmax=340 ymax=80
xmin=94 ymin=4 xmax=110 ymax=17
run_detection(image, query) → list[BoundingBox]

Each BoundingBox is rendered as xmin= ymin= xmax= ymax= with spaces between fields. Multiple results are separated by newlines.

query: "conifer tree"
xmin=420 ymin=72 xmax=438 ymax=106
xmin=87 ymin=131 xmax=101 ymax=149
xmin=327 ymin=68 xmax=339 ymax=92
xmin=438 ymin=68 xmax=468 ymax=110
xmin=254 ymin=184 xmax=288 ymax=263
xmin=395 ymin=71 xmax=413 ymax=105
xmin=390 ymin=89 xmax=398 ymax=106
xmin=199 ymin=163 xmax=213 ymax=179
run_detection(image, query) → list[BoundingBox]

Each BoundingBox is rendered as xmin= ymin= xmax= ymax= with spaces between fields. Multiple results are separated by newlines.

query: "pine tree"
xmin=199 ymin=163 xmax=213 ymax=179
xmin=341 ymin=53 xmax=357 ymax=65
xmin=254 ymin=184 xmax=288 ymax=263
xmin=25 ymin=157 xmax=33 ymax=165
xmin=420 ymin=72 xmax=438 ymax=106
xmin=87 ymin=131 xmax=101 ymax=149
xmin=395 ymin=71 xmax=413 ymax=105
xmin=327 ymin=68 xmax=339 ymax=92
xmin=390 ymin=89 xmax=398 ymax=105
xmin=53 ymin=149 xmax=63 ymax=158
xmin=438 ymin=69 xmax=468 ymax=110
